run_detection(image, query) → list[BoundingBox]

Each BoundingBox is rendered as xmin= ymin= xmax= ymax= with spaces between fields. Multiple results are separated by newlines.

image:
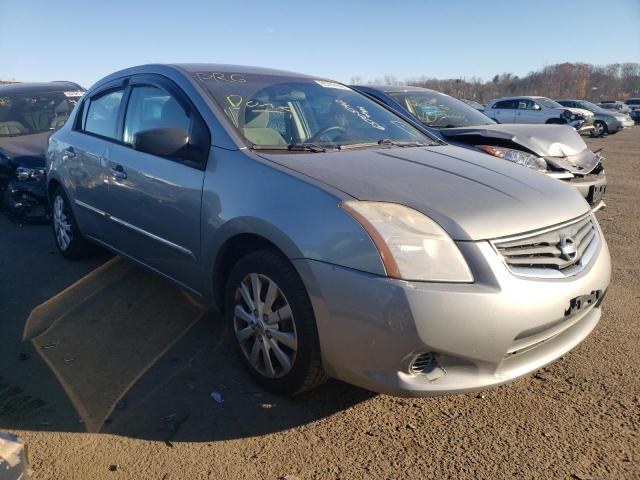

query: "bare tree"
xmin=360 ymin=63 xmax=640 ymax=102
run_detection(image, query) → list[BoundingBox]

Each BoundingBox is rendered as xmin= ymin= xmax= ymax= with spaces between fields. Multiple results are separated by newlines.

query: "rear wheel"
xmin=224 ymin=249 xmax=326 ymax=395
xmin=51 ymin=186 xmax=97 ymax=259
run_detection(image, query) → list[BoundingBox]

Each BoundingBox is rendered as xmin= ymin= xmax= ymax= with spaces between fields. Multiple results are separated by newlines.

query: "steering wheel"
xmin=308 ymin=126 xmax=347 ymax=143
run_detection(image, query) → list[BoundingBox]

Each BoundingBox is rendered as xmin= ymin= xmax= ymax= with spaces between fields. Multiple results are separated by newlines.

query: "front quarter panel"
xmin=200 ymin=147 xmax=386 ymax=298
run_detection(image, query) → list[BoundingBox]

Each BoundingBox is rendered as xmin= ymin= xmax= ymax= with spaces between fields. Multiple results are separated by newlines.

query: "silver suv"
xmin=47 ymin=64 xmax=611 ymax=397
xmin=486 ymin=96 xmax=595 ymax=135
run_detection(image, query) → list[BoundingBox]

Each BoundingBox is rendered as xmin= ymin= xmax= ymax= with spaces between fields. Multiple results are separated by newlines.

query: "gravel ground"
xmin=1 ymin=127 xmax=638 ymax=480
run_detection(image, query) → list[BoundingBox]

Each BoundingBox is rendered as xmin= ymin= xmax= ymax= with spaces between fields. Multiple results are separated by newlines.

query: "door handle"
xmin=110 ymin=164 xmax=127 ymax=180
xmin=63 ymin=147 xmax=76 ymax=159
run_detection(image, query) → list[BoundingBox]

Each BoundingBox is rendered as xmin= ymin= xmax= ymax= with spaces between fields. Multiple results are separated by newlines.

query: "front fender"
xmin=199 ymin=147 xmax=386 ymax=299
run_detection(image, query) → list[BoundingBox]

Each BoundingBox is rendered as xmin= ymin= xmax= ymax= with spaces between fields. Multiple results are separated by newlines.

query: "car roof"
xmin=0 ymin=81 xmax=84 ymax=94
xmin=490 ymin=95 xmax=547 ymax=101
xmin=352 ymin=84 xmax=435 ymax=94
xmin=171 ymin=63 xmax=317 ymax=79
xmin=91 ymin=63 xmax=328 ymax=92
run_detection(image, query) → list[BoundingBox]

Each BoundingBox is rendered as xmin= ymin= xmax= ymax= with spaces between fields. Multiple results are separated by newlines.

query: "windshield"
xmin=387 ymin=90 xmax=494 ymax=128
xmin=194 ymin=72 xmax=433 ymax=149
xmin=575 ymin=100 xmax=603 ymax=113
xmin=460 ymin=99 xmax=484 ymax=110
xmin=0 ymin=90 xmax=83 ymax=137
xmin=537 ymin=97 xmax=563 ymax=109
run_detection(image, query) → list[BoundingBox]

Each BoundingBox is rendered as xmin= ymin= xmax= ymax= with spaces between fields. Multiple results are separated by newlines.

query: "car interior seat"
xmin=22 ymin=108 xmax=53 ymax=133
xmin=243 ymin=110 xmax=286 ymax=145
xmin=0 ymin=121 xmax=28 ymax=136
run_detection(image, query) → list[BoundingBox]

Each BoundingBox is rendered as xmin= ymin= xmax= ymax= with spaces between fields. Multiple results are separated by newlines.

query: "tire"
xmin=545 ymin=118 xmax=565 ymax=125
xmin=224 ymin=249 xmax=326 ymax=395
xmin=594 ymin=120 xmax=608 ymax=136
xmin=51 ymin=186 xmax=97 ymax=259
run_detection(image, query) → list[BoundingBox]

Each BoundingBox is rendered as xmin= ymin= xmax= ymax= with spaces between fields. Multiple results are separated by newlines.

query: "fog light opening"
xmin=410 ymin=352 xmax=446 ymax=381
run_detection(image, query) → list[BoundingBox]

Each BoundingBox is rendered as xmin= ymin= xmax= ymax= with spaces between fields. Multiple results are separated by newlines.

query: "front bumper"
xmin=293 ymin=224 xmax=611 ymax=397
xmin=576 ymin=117 xmax=596 ymax=135
xmin=619 ymin=117 xmax=635 ymax=128
xmin=562 ymin=171 xmax=607 ymax=207
xmin=1 ymin=179 xmax=49 ymax=222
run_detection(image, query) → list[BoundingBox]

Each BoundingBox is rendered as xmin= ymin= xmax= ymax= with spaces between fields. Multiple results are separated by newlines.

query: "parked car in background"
xmin=556 ymin=99 xmax=633 ymax=134
xmin=47 ymin=63 xmax=611 ymax=397
xmin=352 ymin=85 xmax=606 ymax=209
xmin=485 ymin=96 xmax=596 ymax=136
xmin=624 ymin=98 xmax=640 ymax=110
xmin=630 ymin=108 xmax=640 ymax=124
xmin=459 ymin=98 xmax=485 ymax=112
xmin=0 ymin=81 xmax=84 ymax=221
xmin=598 ymin=101 xmax=631 ymax=114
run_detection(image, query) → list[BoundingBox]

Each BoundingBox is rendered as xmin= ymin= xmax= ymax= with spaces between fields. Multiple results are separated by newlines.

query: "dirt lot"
xmin=1 ymin=128 xmax=639 ymax=480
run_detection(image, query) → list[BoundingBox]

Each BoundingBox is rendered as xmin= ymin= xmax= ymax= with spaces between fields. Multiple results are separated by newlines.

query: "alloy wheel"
xmin=53 ymin=195 xmax=72 ymax=251
xmin=233 ymin=273 xmax=298 ymax=378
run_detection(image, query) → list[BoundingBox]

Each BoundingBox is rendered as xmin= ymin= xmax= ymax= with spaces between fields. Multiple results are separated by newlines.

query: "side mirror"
xmin=133 ymin=127 xmax=189 ymax=157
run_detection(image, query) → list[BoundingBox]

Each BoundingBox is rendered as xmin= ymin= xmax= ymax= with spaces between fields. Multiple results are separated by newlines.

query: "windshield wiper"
xmin=377 ymin=139 xmax=429 ymax=147
xmin=251 ymin=143 xmax=336 ymax=153
xmin=338 ymin=139 xmax=435 ymax=150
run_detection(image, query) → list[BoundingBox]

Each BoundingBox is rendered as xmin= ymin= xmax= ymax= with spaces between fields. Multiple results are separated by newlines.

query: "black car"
xmin=0 ymin=81 xmax=84 ymax=221
xmin=625 ymin=98 xmax=640 ymax=110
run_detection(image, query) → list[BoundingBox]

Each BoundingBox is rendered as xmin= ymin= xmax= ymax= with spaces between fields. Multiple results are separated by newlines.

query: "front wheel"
xmin=51 ymin=187 xmax=97 ymax=259
xmin=594 ymin=120 xmax=608 ymax=136
xmin=224 ymin=249 xmax=326 ymax=395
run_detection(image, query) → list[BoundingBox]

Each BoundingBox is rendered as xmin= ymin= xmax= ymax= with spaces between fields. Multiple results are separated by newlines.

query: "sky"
xmin=1 ymin=0 xmax=638 ymax=88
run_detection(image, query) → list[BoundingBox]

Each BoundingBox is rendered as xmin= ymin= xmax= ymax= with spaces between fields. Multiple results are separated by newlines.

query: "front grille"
xmin=492 ymin=215 xmax=599 ymax=278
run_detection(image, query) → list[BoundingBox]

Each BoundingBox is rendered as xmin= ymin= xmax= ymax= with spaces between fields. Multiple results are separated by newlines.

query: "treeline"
xmin=353 ymin=63 xmax=640 ymax=103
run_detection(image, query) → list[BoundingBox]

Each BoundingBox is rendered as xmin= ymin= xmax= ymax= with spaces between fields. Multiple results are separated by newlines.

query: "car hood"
xmin=604 ymin=111 xmax=629 ymax=119
xmin=0 ymin=132 xmax=49 ymax=168
xmin=565 ymin=107 xmax=594 ymax=118
xmin=258 ymin=145 xmax=589 ymax=241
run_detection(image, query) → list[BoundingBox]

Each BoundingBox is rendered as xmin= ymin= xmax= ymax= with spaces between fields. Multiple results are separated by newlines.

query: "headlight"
xmin=340 ymin=201 xmax=473 ymax=282
xmin=477 ymin=145 xmax=547 ymax=171
xmin=16 ymin=166 xmax=45 ymax=181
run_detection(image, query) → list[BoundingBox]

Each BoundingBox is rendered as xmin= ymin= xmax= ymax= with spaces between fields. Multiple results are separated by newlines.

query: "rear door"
xmin=67 ymin=85 xmax=126 ymax=237
xmin=101 ymin=76 xmax=211 ymax=291
xmin=489 ymin=100 xmax=516 ymax=123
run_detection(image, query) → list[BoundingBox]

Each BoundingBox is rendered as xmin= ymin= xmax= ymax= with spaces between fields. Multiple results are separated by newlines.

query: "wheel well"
xmin=212 ymin=233 xmax=286 ymax=310
xmin=47 ymin=179 xmax=61 ymax=202
xmin=545 ymin=118 xmax=566 ymax=124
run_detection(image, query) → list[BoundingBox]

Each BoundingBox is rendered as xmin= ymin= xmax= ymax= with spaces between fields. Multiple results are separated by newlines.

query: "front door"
xmin=102 ymin=81 xmax=209 ymax=291
xmin=489 ymin=100 xmax=517 ymax=123
xmin=514 ymin=99 xmax=543 ymax=123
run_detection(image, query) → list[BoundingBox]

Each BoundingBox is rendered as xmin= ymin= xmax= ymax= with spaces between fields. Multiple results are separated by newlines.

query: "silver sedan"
xmin=46 ymin=64 xmax=611 ymax=396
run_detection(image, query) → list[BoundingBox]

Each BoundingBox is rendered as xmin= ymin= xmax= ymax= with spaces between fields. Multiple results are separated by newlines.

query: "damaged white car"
xmin=351 ymin=85 xmax=607 ymax=210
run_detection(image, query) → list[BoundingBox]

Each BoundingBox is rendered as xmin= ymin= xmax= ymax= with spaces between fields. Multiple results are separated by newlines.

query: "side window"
xmin=494 ymin=100 xmax=516 ymax=109
xmin=123 ymin=86 xmax=191 ymax=145
xmin=84 ymin=89 xmax=125 ymax=139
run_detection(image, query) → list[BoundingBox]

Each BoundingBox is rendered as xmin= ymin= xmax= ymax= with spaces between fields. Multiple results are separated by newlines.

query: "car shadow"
xmin=2 ymin=246 xmax=374 ymax=443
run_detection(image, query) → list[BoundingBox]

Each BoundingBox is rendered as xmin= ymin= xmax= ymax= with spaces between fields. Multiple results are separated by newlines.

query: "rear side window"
xmin=493 ymin=100 xmax=517 ymax=109
xmin=123 ymin=86 xmax=191 ymax=145
xmin=84 ymin=89 xmax=124 ymax=139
